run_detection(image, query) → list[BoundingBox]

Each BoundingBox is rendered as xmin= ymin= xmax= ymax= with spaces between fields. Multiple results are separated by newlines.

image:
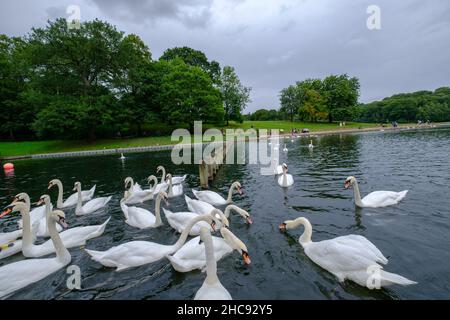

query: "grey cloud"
xmin=89 ymin=0 xmax=214 ymax=28
xmin=1 ymin=0 xmax=449 ymax=112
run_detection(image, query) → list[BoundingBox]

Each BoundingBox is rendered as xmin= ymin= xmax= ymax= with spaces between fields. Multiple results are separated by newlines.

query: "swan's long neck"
xmin=352 ymin=180 xmax=364 ymax=207
xmin=19 ymin=203 xmax=33 ymax=248
xmin=154 ymin=196 xmax=163 ymax=226
xmin=226 ymin=184 xmax=235 ymax=203
xmin=44 ymin=199 xmax=53 ymax=238
xmin=55 ymin=180 xmax=64 ymax=208
xmin=203 ymin=231 xmax=219 ymax=284
xmin=149 ymin=177 xmax=158 ymax=189
xmin=167 ymin=176 xmax=173 ymax=196
xmin=171 ymin=215 xmax=209 ymax=253
xmin=75 ymin=185 xmax=83 ymax=211
xmin=282 ymin=170 xmax=288 ymax=186
xmin=291 ymin=217 xmax=313 ymax=246
xmin=224 ymin=205 xmax=238 ymax=218
xmin=120 ymin=199 xmax=128 ymax=219
xmin=160 ymin=167 xmax=166 ymax=184
xmin=47 ymin=216 xmax=70 ymax=264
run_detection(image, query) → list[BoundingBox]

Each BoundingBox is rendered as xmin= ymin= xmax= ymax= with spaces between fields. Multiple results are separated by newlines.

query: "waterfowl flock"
xmin=0 ymin=149 xmax=416 ymax=300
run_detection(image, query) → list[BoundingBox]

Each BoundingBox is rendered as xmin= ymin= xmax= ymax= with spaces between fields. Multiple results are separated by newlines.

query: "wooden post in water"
xmin=199 ymin=140 xmax=229 ymax=189
xmin=199 ymin=160 xmax=209 ymax=188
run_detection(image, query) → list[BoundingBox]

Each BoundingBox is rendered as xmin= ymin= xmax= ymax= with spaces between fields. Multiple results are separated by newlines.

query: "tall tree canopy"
xmin=159 ymin=59 xmax=224 ymax=131
xmin=25 ymin=18 xmax=153 ymax=139
xmin=160 ymin=46 xmax=220 ymax=84
xmin=279 ymin=74 xmax=360 ymax=123
xmin=322 ymin=74 xmax=360 ymax=122
xmin=0 ymin=35 xmax=30 ymax=139
xmin=219 ymin=66 xmax=251 ymax=125
xmin=279 ymin=85 xmax=299 ymax=122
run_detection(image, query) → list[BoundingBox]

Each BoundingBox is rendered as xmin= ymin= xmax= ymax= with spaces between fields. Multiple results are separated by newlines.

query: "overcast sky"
xmin=1 ymin=0 xmax=449 ymax=112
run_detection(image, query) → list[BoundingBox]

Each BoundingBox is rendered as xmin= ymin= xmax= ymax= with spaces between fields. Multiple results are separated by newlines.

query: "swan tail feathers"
xmin=192 ymin=189 xmax=199 ymax=199
xmin=162 ymin=207 xmax=172 ymax=217
xmin=379 ymin=270 xmax=417 ymax=287
xmin=398 ymin=190 xmax=408 ymax=200
xmin=99 ymin=216 xmax=111 ymax=231
xmin=104 ymin=196 xmax=113 ymax=205
xmin=85 ymin=249 xmax=105 ymax=261
xmin=115 ymin=264 xmax=131 ymax=272
xmin=89 ymin=185 xmax=96 ymax=195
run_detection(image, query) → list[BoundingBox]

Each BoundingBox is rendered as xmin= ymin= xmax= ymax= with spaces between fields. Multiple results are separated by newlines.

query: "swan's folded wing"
xmin=306 ymin=240 xmax=381 ymax=278
xmin=362 ymin=191 xmax=403 ymax=207
xmin=127 ymin=206 xmax=156 ymax=227
xmin=174 ymin=236 xmax=206 ymax=260
xmin=334 ymin=235 xmax=388 ymax=265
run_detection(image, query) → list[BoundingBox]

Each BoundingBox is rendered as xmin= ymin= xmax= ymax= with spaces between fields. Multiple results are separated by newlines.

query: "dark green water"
xmin=1 ymin=127 xmax=450 ymax=299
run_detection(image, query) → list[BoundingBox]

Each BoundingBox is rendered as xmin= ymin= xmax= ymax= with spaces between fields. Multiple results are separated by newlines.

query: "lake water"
xmin=1 ymin=127 xmax=450 ymax=299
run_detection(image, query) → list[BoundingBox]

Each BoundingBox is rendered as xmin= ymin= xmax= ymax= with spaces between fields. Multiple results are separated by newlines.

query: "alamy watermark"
xmin=366 ymin=264 xmax=382 ymax=289
xmin=367 ymin=5 xmax=381 ymax=30
xmin=66 ymin=265 xmax=81 ymax=290
xmin=170 ymin=121 xmax=283 ymax=175
xmin=66 ymin=5 xmax=81 ymax=30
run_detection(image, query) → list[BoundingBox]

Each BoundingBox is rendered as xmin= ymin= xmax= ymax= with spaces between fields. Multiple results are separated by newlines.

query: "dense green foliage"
xmin=279 ymin=75 xmax=360 ymax=123
xmin=0 ymin=19 xmax=249 ymax=140
xmin=276 ymin=75 xmax=449 ymax=124
xmin=219 ymin=66 xmax=251 ymax=125
xmin=359 ymin=88 xmax=450 ymax=123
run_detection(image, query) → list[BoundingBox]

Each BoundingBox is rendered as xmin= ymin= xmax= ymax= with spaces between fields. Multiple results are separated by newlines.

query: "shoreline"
xmin=0 ymin=123 xmax=445 ymax=161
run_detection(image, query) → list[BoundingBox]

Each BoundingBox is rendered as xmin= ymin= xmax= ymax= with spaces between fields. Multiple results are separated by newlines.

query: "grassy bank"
xmin=0 ymin=121 xmax=384 ymax=158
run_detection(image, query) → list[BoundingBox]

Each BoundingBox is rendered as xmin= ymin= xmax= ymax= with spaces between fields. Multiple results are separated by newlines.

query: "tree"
xmin=0 ymin=35 xmax=32 ymax=139
xmin=295 ymin=79 xmax=327 ymax=122
xmin=279 ymin=85 xmax=299 ymax=122
xmin=219 ymin=66 xmax=251 ymax=125
xmin=27 ymin=18 xmax=151 ymax=139
xmin=160 ymin=46 xmax=220 ymax=84
xmin=322 ymin=74 xmax=360 ymax=122
xmin=159 ymin=59 xmax=224 ymax=131
xmin=298 ymin=89 xmax=327 ymax=122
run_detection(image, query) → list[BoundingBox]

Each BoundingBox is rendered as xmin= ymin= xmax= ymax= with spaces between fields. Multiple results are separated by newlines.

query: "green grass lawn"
xmin=0 ymin=121 xmax=380 ymax=158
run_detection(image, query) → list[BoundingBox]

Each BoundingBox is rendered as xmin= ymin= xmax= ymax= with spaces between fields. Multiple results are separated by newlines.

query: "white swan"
xmin=194 ymin=227 xmax=232 ymax=300
xmin=74 ymin=182 xmax=112 ymax=216
xmin=344 ymin=176 xmax=408 ymax=208
xmin=168 ymin=226 xmax=251 ymax=274
xmin=166 ymin=174 xmax=183 ymax=198
xmin=85 ymin=213 xmax=220 ymax=272
xmin=16 ymin=193 xmax=61 ymax=238
xmin=48 ymin=179 xmax=95 ymax=209
xmin=17 ymin=202 xmax=47 ymax=229
xmin=192 ymin=181 xmax=242 ymax=206
xmin=0 ymin=232 xmax=24 ymax=260
xmin=121 ymin=191 xmax=167 ymax=229
xmin=274 ymin=164 xmax=283 ymax=175
xmin=157 ymin=165 xmax=186 ymax=185
xmin=4 ymin=194 xmax=110 ymax=258
xmin=162 ymin=208 xmax=230 ymax=236
xmin=283 ymin=144 xmax=288 ymax=152
xmin=1 ymin=193 xmax=110 ymax=258
xmin=147 ymin=174 xmax=168 ymax=196
xmin=185 ymin=195 xmax=215 ymax=215
xmin=120 ymin=153 xmax=125 ymax=160
xmin=0 ymin=205 xmax=71 ymax=299
xmin=308 ymin=140 xmax=314 ymax=149
xmin=279 ymin=217 xmax=417 ymax=289
xmin=278 ymin=163 xmax=294 ymax=187
xmin=0 ymin=229 xmax=22 ymax=245
xmin=123 ymin=177 xmax=153 ymax=204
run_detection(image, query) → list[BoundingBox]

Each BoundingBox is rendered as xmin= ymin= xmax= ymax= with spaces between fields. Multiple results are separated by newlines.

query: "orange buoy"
xmin=3 ymin=163 xmax=14 ymax=171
